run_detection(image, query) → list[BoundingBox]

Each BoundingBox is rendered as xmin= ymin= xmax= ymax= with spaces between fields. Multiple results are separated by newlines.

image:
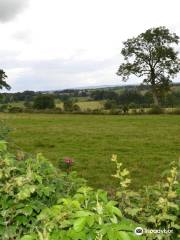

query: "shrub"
xmin=139 ymin=108 xmax=145 ymax=114
xmin=129 ymin=103 xmax=137 ymax=109
xmin=104 ymin=100 xmax=117 ymax=110
xmin=63 ymin=99 xmax=74 ymax=112
xmin=148 ymin=105 xmax=164 ymax=114
xmin=8 ymin=106 xmax=23 ymax=113
xmin=72 ymin=104 xmax=81 ymax=112
xmin=111 ymin=155 xmax=179 ymax=240
xmin=24 ymin=101 xmax=33 ymax=109
xmin=26 ymin=187 xmax=140 ymax=240
xmin=0 ymin=104 xmax=8 ymax=112
xmin=121 ymin=105 xmax=129 ymax=114
xmin=33 ymin=95 xmax=55 ymax=110
xmin=0 ymin=141 xmax=85 ymax=239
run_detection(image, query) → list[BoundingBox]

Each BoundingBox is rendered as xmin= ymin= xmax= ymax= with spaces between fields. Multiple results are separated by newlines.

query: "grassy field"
xmin=56 ymin=100 xmax=103 ymax=110
xmin=0 ymin=113 xmax=180 ymax=191
xmin=77 ymin=100 xmax=104 ymax=110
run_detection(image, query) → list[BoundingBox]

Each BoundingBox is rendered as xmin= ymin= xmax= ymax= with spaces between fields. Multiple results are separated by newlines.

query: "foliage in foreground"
xmin=111 ymin=155 xmax=180 ymax=240
xmin=0 ymin=139 xmax=179 ymax=239
xmin=0 ymin=141 xmax=85 ymax=239
xmin=0 ymin=141 xmax=140 ymax=240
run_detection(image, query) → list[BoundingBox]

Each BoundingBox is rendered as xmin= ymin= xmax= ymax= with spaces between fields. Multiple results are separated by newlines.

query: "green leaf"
xmin=17 ymin=185 xmax=36 ymax=200
xmin=20 ymin=235 xmax=35 ymax=240
xmin=86 ymin=216 xmax=95 ymax=227
xmin=74 ymin=210 xmax=93 ymax=218
xmin=118 ymin=231 xmax=131 ymax=240
xmin=73 ymin=217 xmax=86 ymax=232
xmin=19 ymin=206 xmax=33 ymax=216
xmin=112 ymin=206 xmax=122 ymax=217
xmin=107 ymin=229 xmax=117 ymax=240
xmin=15 ymin=215 xmax=29 ymax=225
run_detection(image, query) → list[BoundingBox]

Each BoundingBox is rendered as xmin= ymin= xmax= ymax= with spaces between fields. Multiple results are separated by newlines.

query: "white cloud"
xmin=0 ymin=0 xmax=180 ymax=91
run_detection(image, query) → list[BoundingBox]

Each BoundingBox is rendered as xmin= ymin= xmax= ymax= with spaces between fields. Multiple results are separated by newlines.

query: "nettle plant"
xmin=111 ymin=155 xmax=180 ymax=240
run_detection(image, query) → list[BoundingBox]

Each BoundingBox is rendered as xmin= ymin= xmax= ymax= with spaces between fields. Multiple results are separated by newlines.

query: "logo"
xmin=135 ymin=227 xmax=143 ymax=236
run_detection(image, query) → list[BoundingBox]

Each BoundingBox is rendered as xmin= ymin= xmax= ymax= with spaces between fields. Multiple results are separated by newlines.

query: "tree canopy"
xmin=0 ymin=70 xmax=11 ymax=91
xmin=33 ymin=94 xmax=55 ymax=109
xmin=117 ymin=26 xmax=180 ymax=105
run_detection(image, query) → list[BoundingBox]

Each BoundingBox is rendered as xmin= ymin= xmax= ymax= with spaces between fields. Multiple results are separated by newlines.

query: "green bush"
xmin=8 ymin=106 xmax=23 ymax=113
xmin=33 ymin=95 xmax=55 ymax=110
xmin=0 ymin=104 xmax=8 ymax=112
xmin=72 ymin=104 xmax=81 ymax=112
xmin=148 ymin=105 xmax=164 ymax=114
xmin=0 ymin=141 xmax=179 ymax=239
xmin=120 ymin=105 xmax=129 ymax=114
xmin=0 ymin=141 xmax=85 ymax=239
xmin=63 ymin=99 xmax=74 ymax=112
xmin=24 ymin=101 xmax=33 ymax=109
xmin=104 ymin=100 xmax=117 ymax=110
xmin=111 ymin=155 xmax=180 ymax=240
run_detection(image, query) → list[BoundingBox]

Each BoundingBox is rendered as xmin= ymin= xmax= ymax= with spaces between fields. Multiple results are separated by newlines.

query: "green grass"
xmin=0 ymin=113 xmax=180 ymax=191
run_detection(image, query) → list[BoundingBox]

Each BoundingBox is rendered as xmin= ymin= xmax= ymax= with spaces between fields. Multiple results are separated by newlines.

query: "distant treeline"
xmin=0 ymin=83 xmax=180 ymax=108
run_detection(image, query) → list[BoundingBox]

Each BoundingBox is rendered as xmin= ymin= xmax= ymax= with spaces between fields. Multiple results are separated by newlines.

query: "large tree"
xmin=0 ymin=70 xmax=11 ymax=91
xmin=117 ymin=27 xmax=180 ymax=105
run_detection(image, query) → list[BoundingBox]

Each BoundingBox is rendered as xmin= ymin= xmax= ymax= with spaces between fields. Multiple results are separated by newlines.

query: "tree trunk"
xmin=152 ymin=91 xmax=159 ymax=106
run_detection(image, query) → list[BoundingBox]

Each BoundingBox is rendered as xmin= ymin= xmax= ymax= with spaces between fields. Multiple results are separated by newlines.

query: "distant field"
xmin=0 ymin=113 xmax=180 ymax=190
xmin=56 ymin=100 xmax=104 ymax=110
xmin=77 ymin=100 xmax=104 ymax=110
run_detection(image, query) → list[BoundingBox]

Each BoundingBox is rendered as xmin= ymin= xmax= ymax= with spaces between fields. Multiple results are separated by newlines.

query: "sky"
xmin=0 ymin=0 xmax=180 ymax=92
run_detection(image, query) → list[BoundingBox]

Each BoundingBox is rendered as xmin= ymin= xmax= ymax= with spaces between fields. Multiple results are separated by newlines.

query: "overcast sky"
xmin=0 ymin=0 xmax=180 ymax=92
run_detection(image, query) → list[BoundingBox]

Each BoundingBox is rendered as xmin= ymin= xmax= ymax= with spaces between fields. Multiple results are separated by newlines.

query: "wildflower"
xmin=64 ymin=157 xmax=74 ymax=165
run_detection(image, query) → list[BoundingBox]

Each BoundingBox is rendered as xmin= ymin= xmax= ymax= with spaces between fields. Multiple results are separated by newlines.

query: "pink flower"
xmin=64 ymin=157 xmax=74 ymax=165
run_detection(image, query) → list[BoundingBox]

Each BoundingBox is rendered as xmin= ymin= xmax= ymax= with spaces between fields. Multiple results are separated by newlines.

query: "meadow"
xmin=0 ymin=113 xmax=180 ymax=191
